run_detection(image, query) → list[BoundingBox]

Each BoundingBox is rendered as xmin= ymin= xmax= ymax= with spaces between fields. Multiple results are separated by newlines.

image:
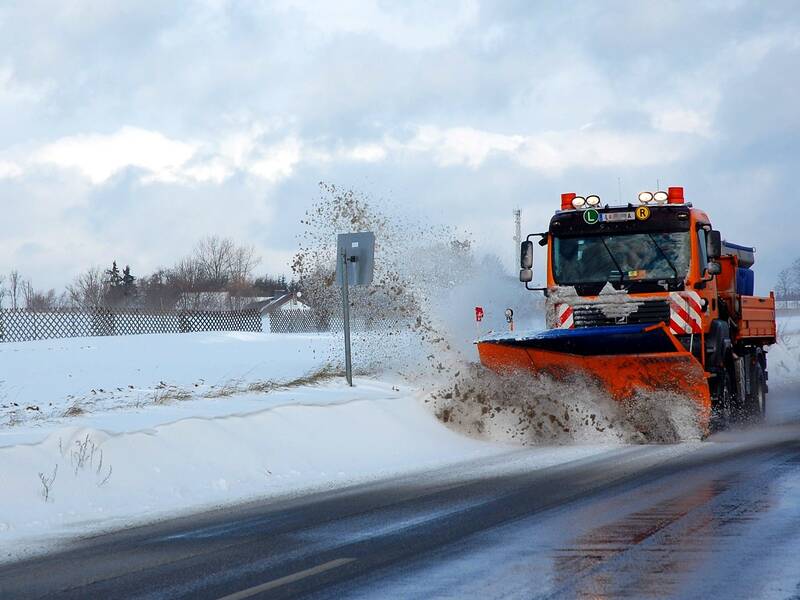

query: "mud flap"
xmin=477 ymin=323 xmax=711 ymax=431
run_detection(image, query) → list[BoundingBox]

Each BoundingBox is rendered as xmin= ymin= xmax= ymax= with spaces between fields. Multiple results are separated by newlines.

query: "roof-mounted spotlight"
xmin=571 ymin=196 xmax=587 ymax=209
xmin=586 ymin=194 xmax=601 ymax=207
xmin=638 ymin=191 xmax=654 ymax=204
xmin=653 ymin=191 xmax=668 ymax=204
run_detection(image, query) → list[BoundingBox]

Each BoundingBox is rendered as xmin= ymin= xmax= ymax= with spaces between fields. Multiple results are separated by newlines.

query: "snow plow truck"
xmin=477 ymin=187 xmax=776 ymax=432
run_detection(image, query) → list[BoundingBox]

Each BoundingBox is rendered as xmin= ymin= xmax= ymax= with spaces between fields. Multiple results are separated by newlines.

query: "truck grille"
xmin=572 ymin=300 xmax=670 ymax=328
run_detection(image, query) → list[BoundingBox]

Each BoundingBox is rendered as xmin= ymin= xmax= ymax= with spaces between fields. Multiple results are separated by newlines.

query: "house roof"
xmin=245 ymin=292 xmax=310 ymax=313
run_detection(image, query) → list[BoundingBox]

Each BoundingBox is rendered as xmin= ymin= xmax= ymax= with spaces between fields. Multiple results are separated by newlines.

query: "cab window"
xmin=696 ymin=228 xmax=708 ymax=275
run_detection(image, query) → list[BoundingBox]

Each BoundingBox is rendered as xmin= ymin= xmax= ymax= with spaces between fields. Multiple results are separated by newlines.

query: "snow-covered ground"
xmin=0 ymin=314 xmax=798 ymax=564
xmin=0 ymin=332 xmax=340 ymax=436
xmin=0 ymin=331 xmax=602 ymax=563
xmin=768 ymin=313 xmax=800 ymax=423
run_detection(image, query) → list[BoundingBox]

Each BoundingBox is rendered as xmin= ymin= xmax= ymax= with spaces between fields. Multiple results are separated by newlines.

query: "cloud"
xmin=36 ymin=127 xmax=197 ymax=184
xmin=393 ymin=125 xmax=687 ymax=173
xmin=22 ymin=120 xmax=694 ymax=190
xmin=0 ymin=160 xmax=22 ymax=179
xmin=650 ymin=109 xmax=714 ymax=137
xmin=401 ymin=126 xmax=523 ymax=168
xmin=249 ymin=137 xmax=303 ymax=183
xmin=342 ymin=143 xmax=387 ymax=163
xmin=0 ymin=62 xmax=51 ymax=106
xmin=0 ymin=0 xmax=799 ymax=293
xmin=32 ymin=127 xmax=305 ymax=186
xmin=275 ymin=0 xmax=479 ymax=50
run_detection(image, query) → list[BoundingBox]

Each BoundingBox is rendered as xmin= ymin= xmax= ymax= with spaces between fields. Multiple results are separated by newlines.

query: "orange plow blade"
xmin=477 ymin=323 xmax=711 ymax=431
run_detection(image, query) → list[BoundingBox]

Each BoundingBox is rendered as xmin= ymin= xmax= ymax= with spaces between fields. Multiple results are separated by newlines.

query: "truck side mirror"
xmin=520 ymin=268 xmax=533 ymax=283
xmin=520 ymin=241 xmax=534 ymax=269
xmin=706 ymin=230 xmax=722 ymax=259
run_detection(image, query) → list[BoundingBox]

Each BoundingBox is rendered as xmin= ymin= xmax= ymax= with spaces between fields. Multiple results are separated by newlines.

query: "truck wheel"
xmin=747 ymin=364 xmax=767 ymax=422
xmin=711 ymin=370 xmax=734 ymax=431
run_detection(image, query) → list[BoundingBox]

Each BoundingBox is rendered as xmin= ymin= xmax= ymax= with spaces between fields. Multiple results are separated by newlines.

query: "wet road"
xmin=335 ymin=428 xmax=800 ymax=599
xmin=2 ymin=427 xmax=800 ymax=599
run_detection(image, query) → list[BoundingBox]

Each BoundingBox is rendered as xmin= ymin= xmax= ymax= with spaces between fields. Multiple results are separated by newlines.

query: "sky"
xmin=0 ymin=0 xmax=798 ymax=293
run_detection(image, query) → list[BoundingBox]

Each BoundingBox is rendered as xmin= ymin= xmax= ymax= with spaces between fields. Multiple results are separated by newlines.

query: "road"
xmin=2 ymin=422 xmax=800 ymax=599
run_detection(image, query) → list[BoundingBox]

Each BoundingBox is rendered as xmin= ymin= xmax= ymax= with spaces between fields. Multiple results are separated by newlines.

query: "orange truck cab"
xmin=477 ymin=186 xmax=776 ymax=431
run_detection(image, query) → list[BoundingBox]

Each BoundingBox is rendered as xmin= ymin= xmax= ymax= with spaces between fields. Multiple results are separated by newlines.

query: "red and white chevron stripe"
xmin=556 ymin=303 xmax=574 ymax=329
xmin=669 ymin=291 xmax=703 ymax=335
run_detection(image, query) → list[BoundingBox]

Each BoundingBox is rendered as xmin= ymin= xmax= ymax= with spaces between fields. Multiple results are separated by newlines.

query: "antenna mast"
xmin=513 ymin=208 xmax=522 ymax=272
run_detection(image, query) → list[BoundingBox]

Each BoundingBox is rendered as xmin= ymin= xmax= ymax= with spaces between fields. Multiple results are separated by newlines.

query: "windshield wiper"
xmin=599 ymin=236 xmax=626 ymax=282
xmin=647 ymin=234 xmax=679 ymax=280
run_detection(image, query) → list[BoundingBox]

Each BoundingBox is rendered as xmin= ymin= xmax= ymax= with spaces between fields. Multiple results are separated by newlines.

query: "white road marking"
xmin=216 ymin=558 xmax=356 ymax=599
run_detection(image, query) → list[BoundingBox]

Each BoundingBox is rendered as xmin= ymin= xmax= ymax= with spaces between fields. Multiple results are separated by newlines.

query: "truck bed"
xmin=736 ymin=294 xmax=776 ymax=343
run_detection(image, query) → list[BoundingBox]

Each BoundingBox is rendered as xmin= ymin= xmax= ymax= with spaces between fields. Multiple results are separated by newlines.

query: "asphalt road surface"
xmin=2 ymin=426 xmax=800 ymax=599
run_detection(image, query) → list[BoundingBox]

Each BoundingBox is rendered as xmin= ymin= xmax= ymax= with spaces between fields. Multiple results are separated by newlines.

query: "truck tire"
xmin=746 ymin=364 xmax=767 ymax=422
xmin=711 ymin=369 xmax=734 ymax=431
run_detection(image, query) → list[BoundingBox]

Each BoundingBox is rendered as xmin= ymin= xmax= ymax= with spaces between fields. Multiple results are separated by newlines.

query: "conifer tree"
xmin=104 ymin=261 xmax=123 ymax=306
xmin=105 ymin=261 xmax=122 ymax=288
xmin=122 ymin=265 xmax=137 ymax=302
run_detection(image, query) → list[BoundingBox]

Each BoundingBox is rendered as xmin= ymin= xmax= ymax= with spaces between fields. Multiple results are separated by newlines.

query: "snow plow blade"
xmin=477 ymin=323 xmax=710 ymax=429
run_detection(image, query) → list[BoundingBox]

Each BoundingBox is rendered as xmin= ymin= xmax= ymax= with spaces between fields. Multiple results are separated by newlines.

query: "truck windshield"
xmin=552 ymin=232 xmax=691 ymax=285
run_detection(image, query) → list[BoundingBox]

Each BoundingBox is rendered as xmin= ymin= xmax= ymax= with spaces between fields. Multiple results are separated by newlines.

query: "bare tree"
xmin=792 ymin=258 xmax=800 ymax=300
xmin=24 ymin=286 xmax=61 ymax=310
xmin=170 ymin=257 xmax=206 ymax=309
xmin=194 ymin=235 xmax=235 ymax=285
xmin=66 ymin=267 xmax=108 ymax=308
xmin=172 ymin=257 xmax=203 ymax=290
xmin=226 ymin=277 xmax=256 ymax=310
xmin=230 ymin=244 xmax=260 ymax=282
xmin=3 ymin=237 xmax=267 ymax=314
xmin=22 ymin=279 xmax=34 ymax=309
xmin=20 ymin=278 xmax=64 ymax=310
xmin=8 ymin=270 xmax=20 ymax=309
xmin=139 ymin=269 xmax=179 ymax=311
xmin=776 ymin=268 xmax=792 ymax=300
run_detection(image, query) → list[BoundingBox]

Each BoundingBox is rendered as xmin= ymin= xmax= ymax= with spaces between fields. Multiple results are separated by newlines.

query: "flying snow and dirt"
xmin=0 ymin=187 xmax=798 ymax=567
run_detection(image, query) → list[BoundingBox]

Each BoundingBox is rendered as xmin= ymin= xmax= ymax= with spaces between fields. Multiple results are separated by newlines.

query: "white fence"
xmin=776 ymin=300 xmax=800 ymax=311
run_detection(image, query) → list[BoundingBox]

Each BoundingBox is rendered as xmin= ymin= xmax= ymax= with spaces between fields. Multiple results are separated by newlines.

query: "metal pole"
xmin=513 ymin=208 xmax=521 ymax=273
xmin=341 ymin=250 xmax=353 ymax=386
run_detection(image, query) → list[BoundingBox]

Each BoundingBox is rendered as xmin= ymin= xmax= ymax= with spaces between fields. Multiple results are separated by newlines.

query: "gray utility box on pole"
xmin=335 ymin=231 xmax=375 ymax=386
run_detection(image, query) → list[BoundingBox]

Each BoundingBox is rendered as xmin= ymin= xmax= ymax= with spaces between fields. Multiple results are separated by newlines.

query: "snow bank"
xmin=0 ymin=380 xmax=522 ymax=563
xmin=766 ymin=315 xmax=800 ymax=423
xmin=777 ymin=313 xmax=800 ymax=338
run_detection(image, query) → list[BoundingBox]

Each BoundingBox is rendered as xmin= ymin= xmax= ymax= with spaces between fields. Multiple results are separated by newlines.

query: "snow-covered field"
xmin=0 ymin=315 xmax=798 ymax=564
xmin=0 ymin=332 xmax=340 ymax=438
